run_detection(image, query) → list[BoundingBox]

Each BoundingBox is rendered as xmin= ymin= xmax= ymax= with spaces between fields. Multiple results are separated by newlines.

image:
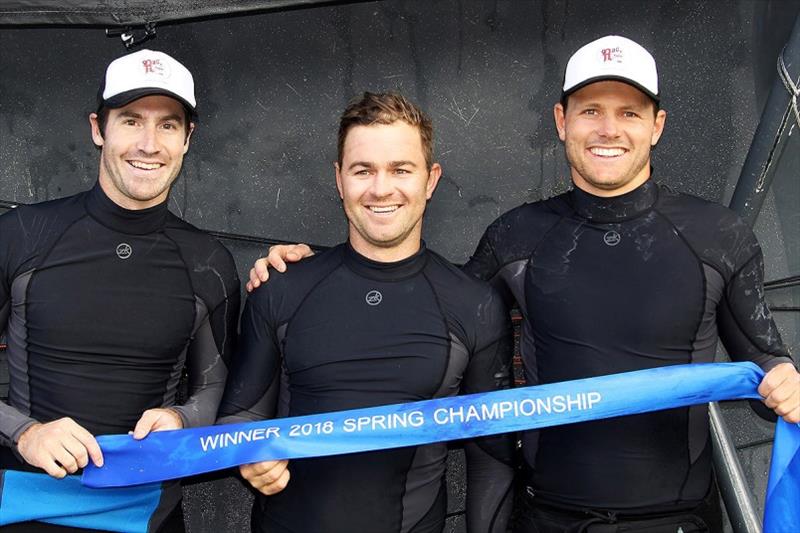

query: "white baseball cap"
xmin=562 ymin=35 xmax=659 ymax=102
xmin=98 ymin=49 xmax=197 ymax=115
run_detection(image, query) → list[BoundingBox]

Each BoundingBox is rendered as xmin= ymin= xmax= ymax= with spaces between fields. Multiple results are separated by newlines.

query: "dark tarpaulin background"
xmin=0 ymin=0 xmax=364 ymax=26
xmin=1 ymin=1 xmax=799 ymax=531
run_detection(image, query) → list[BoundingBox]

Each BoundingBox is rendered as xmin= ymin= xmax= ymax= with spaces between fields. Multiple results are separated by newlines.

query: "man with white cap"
xmin=463 ymin=34 xmax=799 ymax=532
xmin=252 ymin=35 xmax=799 ymax=532
xmin=0 ymin=49 xmax=239 ymax=532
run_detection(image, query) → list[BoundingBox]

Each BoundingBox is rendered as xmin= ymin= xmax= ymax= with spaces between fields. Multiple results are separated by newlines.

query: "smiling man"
xmin=464 ymin=35 xmax=798 ymax=532
xmin=218 ymin=92 xmax=514 ymax=533
xmin=0 ymin=50 xmax=239 ymax=532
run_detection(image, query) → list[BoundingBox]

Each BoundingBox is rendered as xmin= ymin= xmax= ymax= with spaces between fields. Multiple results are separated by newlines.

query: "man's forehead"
xmin=342 ymin=122 xmax=425 ymax=158
xmin=110 ymin=94 xmax=187 ymax=118
xmin=568 ymin=80 xmax=655 ymax=107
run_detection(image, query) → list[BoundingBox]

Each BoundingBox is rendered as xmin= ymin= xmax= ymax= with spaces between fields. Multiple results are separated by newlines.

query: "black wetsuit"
xmin=464 ymin=180 xmax=793 ymax=528
xmin=218 ymin=242 xmax=514 ymax=533
xmin=0 ymin=183 xmax=240 ymax=531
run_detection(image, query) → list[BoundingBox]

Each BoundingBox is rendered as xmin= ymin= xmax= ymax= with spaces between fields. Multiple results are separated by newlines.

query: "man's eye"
xmin=394 ymin=168 xmax=410 ymax=174
xmin=582 ymin=109 xmax=597 ymax=116
xmin=623 ymin=111 xmax=640 ymax=118
xmin=123 ymin=119 xmax=137 ymax=126
xmin=354 ymin=169 xmax=371 ymax=176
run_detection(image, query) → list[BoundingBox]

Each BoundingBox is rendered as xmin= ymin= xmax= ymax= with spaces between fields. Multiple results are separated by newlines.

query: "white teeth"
xmin=369 ymin=206 xmax=399 ymax=213
xmin=129 ymin=161 xmax=162 ymax=170
xmin=590 ymin=147 xmax=625 ymax=157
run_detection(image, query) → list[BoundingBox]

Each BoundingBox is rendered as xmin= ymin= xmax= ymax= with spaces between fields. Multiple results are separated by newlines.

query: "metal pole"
xmin=728 ymin=13 xmax=800 ymax=225
xmin=709 ymin=402 xmax=763 ymax=533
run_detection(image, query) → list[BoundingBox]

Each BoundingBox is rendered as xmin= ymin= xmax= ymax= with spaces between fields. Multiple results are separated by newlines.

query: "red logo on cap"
xmin=142 ymin=59 xmax=164 ymax=75
xmin=601 ymin=47 xmax=623 ymax=63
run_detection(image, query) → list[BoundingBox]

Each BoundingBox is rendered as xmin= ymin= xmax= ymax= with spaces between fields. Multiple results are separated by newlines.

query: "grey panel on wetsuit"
xmin=400 ymin=332 xmax=469 ymax=532
xmin=0 ymin=271 xmax=35 ymax=446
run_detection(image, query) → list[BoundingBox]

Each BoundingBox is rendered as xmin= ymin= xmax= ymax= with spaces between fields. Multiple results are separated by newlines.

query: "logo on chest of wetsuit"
xmin=603 ymin=231 xmax=621 ymax=246
xmin=116 ymin=243 xmax=132 ymax=259
xmin=365 ymin=290 xmax=383 ymax=306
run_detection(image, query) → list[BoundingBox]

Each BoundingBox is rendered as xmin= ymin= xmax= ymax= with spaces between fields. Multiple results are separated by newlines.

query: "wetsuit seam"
xmin=651 ymin=207 xmax=709 ymax=503
xmin=252 ymin=303 xmax=285 ymax=415
xmin=728 ymin=249 xmax=760 ymax=281
xmin=12 ymin=209 xmax=86 ymax=423
xmin=721 ymin=284 xmax=784 ymax=361
xmin=485 ymin=213 xmax=565 ymax=287
xmin=162 ymin=232 xmax=200 ymax=331
xmin=721 ymin=251 xmax=793 ymax=363
xmin=28 ymin=214 xmax=88 ymax=275
xmin=399 ymin=446 xmax=419 ymax=533
xmin=283 ymin=255 xmax=344 ymax=336
xmin=526 ymin=212 xmax=573 ymax=389
xmin=421 ymin=270 xmax=458 ymax=395
xmin=488 ymin=482 xmax=514 ymax=533
xmin=652 ymin=208 xmax=709 ymax=363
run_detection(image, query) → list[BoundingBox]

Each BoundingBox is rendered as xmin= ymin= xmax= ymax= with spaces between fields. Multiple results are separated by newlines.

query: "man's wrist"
xmin=15 ymin=422 xmax=41 ymax=456
xmin=164 ymin=407 xmax=186 ymax=429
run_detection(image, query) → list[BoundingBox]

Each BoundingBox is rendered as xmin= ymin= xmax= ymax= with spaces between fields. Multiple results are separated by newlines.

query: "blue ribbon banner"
xmin=2 ymin=363 xmax=797 ymax=531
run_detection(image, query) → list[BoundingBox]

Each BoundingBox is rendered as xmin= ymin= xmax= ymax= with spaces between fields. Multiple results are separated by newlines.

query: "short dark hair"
xmin=94 ymin=104 xmax=193 ymax=140
xmin=338 ymin=92 xmax=434 ymax=170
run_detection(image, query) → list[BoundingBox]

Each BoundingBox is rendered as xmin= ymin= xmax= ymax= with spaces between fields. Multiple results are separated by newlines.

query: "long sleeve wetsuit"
xmin=0 ymin=183 xmax=240 ymax=531
xmin=464 ymin=179 xmax=793 ymax=514
xmin=219 ymin=242 xmax=514 ymax=533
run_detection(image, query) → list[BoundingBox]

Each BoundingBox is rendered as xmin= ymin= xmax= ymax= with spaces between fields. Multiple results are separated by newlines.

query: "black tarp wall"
xmin=1 ymin=1 xmax=799 ymax=531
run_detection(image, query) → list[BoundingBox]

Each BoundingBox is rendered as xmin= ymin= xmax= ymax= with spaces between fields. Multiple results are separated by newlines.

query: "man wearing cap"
xmin=0 ymin=49 xmax=239 ymax=532
xmin=251 ymin=36 xmax=799 ymax=532
xmin=463 ymin=35 xmax=799 ymax=532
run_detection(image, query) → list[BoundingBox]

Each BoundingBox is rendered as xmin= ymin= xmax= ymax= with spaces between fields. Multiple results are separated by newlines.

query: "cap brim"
xmin=562 ymin=75 xmax=659 ymax=103
xmin=102 ymin=88 xmax=198 ymax=119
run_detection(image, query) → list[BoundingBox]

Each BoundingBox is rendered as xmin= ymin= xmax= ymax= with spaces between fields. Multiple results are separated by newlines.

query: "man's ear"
xmin=553 ymin=103 xmax=567 ymax=142
xmin=651 ymin=109 xmax=667 ymax=146
xmin=89 ymin=113 xmax=104 ymax=147
xmin=183 ymin=122 xmax=196 ymax=154
xmin=334 ymin=162 xmax=344 ymax=200
xmin=425 ymin=163 xmax=443 ymax=200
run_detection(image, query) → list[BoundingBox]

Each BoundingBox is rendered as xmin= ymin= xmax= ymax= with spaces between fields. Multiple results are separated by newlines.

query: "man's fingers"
xmin=254 ymin=467 xmax=290 ymax=496
xmin=17 ymin=418 xmax=104 ymax=476
xmin=758 ymin=363 xmax=800 ymax=423
xmin=241 ymin=459 xmax=284 ymax=478
xmin=247 ymin=244 xmax=314 ymax=292
xmin=132 ymin=410 xmax=158 ymax=440
xmin=68 ymin=421 xmax=104 ymax=467
xmin=264 ymin=252 xmax=285 ymax=274
xmin=246 ymin=268 xmax=261 ymax=292
xmin=38 ymin=457 xmax=68 ymax=479
xmin=240 ymin=460 xmax=290 ymax=495
xmin=758 ymin=363 xmax=795 ymax=396
xmin=133 ymin=408 xmax=183 ymax=440
xmin=59 ymin=435 xmax=90 ymax=469
xmin=50 ymin=442 xmax=80 ymax=474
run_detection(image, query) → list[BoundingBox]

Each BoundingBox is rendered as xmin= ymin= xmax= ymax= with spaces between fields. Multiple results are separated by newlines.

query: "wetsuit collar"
xmin=343 ymin=241 xmax=428 ymax=281
xmin=569 ymin=179 xmax=658 ymax=223
xmin=85 ymin=182 xmax=169 ymax=235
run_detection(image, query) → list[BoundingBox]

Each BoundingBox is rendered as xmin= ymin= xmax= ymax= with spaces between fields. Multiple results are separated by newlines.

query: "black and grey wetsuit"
xmin=219 ymin=242 xmax=514 ymax=533
xmin=464 ymin=179 xmax=792 ymax=514
xmin=0 ymin=183 xmax=240 ymax=530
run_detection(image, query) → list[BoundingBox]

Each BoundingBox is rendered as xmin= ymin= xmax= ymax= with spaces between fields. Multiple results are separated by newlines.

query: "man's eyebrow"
xmin=347 ymin=161 xmax=375 ymax=170
xmin=117 ymin=110 xmax=143 ymax=119
xmin=389 ymin=160 xmax=417 ymax=168
xmin=160 ymin=113 xmax=185 ymax=124
xmin=115 ymin=111 xmax=184 ymax=124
